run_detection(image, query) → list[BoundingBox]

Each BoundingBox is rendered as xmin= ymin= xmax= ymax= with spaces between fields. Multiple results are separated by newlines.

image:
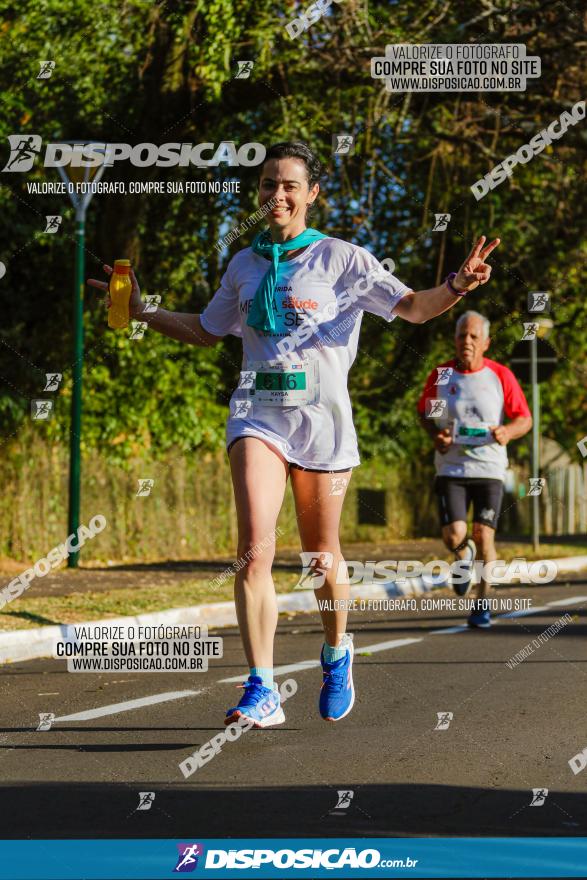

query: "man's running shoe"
xmin=468 ymin=599 xmax=491 ymax=629
xmin=452 ymin=538 xmax=477 ymax=597
xmin=224 ymin=675 xmax=285 ymax=728
xmin=319 ymin=633 xmax=355 ymax=722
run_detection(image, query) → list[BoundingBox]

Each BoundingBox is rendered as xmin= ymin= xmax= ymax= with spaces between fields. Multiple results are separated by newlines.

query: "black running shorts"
xmin=434 ymin=476 xmax=504 ymax=529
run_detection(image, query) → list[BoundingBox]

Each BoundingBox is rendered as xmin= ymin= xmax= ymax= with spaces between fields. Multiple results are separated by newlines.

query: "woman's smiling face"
xmin=258 ymin=157 xmax=319 ymax=238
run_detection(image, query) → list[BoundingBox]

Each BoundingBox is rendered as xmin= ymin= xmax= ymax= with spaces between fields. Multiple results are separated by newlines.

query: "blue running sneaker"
xmin=225 ymin=675 xmax=285 ymax=728
xmin=319 ymin=634 xmax=355 ymax=722
xmin=468 ymin=599 xmax=491 ymax=629
xmin=452 ymin=539 xmax=477 ymax=597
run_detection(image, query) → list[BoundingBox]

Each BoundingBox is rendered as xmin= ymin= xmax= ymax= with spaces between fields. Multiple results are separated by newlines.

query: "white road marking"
xmin=52 ymin=593 xmax=586 ymax=719
xmin=500 ymin=605 xmax=550 ymax=619
xmin=219 ymin=639 xmax=422 ymax=683
xmin=429 ymin=625 xmax=469 ymax=635
xmin=221 ymin=594 xmax=584 ymax=683
xmin=219 ymin=659 xmax=320 ymax=683
xmin=430 ymin=596 xmax=582 ymax=630
xmin=354 ymin=637 xmax=423 ymax=655
xmin=54 ymin=689 xmax=202 ymax=722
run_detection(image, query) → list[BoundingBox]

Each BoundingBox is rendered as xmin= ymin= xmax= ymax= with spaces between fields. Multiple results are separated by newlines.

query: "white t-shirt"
xmin=200 ymin=236 xmax=411 ymax=469
xmin=417 ymin=358 xmax=531 ymax=480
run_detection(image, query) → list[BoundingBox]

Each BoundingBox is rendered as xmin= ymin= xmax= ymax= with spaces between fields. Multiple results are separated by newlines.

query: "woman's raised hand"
xmin=87 ymin=265 xmax=144 ymax=318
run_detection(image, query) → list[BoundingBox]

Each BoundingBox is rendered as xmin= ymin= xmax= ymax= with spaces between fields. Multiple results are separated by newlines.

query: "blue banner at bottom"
xmin=0 ymin=838 xmax=586 ymax=879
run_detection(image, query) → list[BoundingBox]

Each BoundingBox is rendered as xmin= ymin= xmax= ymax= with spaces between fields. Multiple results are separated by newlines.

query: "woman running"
xmin=89 ymin=141 xmax=499 ymax=728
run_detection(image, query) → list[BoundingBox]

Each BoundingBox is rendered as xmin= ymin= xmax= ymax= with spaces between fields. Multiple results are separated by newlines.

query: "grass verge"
xmin=0 ymin=541 xmax=585 ymax=632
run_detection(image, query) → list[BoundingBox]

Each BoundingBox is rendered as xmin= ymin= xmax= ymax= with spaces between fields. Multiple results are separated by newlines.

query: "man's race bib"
xmin=452 ymin=419 xmax=493 ymax=446
xmin=243 ymin=357 xmax=320 ymax=407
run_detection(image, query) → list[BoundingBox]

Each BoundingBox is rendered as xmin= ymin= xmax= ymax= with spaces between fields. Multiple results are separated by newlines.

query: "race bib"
xmin=452 ymin=419 xmax=493 ymax=446
xmin=244 ymin=357 xmax=320 ymax=407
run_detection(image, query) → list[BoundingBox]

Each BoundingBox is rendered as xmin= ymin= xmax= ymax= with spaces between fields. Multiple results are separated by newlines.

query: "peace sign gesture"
xmin=453 ymin=235 xmax=500 ymax=293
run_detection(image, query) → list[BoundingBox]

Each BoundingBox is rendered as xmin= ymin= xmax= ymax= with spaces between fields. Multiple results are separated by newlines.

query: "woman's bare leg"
xmin=289 ymin=469 xmax=352 ymax=646
xmin=228 ymin=438 xmax=288 ymax=669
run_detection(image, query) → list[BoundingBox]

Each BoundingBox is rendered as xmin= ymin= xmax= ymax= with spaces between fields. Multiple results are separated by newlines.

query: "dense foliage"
xmin=0 ymin=0 xmax=585 ymax=468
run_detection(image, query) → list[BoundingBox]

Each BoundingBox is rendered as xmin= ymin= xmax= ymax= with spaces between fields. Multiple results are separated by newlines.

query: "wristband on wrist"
xmin=445 ymin=272 xmax=467 ymax=297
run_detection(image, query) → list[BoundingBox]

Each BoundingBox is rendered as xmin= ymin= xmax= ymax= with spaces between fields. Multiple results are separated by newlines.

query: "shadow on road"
xmin=0 ymin=781 xmax=584 ymax=838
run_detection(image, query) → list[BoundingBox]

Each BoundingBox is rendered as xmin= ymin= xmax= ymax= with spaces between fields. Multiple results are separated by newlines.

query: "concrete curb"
xmin=1 ymin=555 xmax=586 ymax=665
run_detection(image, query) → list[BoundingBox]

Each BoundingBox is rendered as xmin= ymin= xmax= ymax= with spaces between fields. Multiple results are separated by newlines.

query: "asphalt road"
xmin=1 ymin=576 xmax=587 ymax=839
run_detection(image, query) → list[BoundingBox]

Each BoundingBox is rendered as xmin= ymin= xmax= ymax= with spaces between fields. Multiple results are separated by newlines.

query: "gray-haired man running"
xmin=418 ymin=311 xmax=532 ymax=628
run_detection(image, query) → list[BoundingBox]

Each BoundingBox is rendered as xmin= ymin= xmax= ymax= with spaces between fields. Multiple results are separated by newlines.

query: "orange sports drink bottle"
xmin=107 ymin=259 xmax=132 ymax=329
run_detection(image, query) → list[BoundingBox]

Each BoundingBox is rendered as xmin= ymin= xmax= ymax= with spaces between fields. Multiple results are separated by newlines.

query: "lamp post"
xmin=530 ymin=319 xmax=554 ymax=553
xmin=56 ymin=143 xmax=108 ymax=567
xmin=510 ymin=317 xmax=556 ymax=553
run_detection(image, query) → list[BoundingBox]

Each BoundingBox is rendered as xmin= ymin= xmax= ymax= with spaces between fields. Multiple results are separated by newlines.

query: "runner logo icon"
xmin=295 ymin=552 xmax=334 ymax=589
xmin=129 ymin=321 xmax=148 ymax=340
xmin=235 ymin=61 xmax=253 ymax=78
xmin=426 ymin=399 xmax=447 ymax=418
xmin=2 ymin=134 xmax=42 ymax=172
xmin=433 ymin=213 xmax=451 ymax=231
xmin=530 ymin=788 xmax=548 ymax=806
xmin=528 ymin=478 xmax=545 ymax=496
xmin=528 ymin=291 xmax=550 ymax=313
xmin=44 ymin=215 xmax=62 ymax=233
xmin=332 ymin=134 xmax=354 ymax=155
xmin=435 ymin=711 xmax=453 ymax=730
xmin=36 ymin=713 xmax=55 ymax=731
xmin=31 ymin=400 xmax=53 ymax=420
xmin=37 ymin=61 xmax=55 ymax=79
xmin=435 ymin=366 xmax=453 ymax=385
xmin=333 ymin=790 xmax=354 ymax=811
xmin=44 ymin=373 xmax=62 ymax=391
xmin=136 ymin=792 xmax=155 ymax=811
xmin=329 ymin=476 xmax=348 ymax=496
xmin=174 ymin=843 xmax=204 ymax=872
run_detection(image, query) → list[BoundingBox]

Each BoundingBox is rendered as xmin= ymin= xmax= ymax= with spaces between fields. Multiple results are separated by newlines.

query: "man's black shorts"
xmin=434 ymin=476 xmax=504 ymax=529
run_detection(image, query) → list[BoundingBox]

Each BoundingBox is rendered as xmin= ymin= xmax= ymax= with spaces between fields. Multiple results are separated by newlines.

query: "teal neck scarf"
xmin=246 ymin=227 xmax=327 ymax=332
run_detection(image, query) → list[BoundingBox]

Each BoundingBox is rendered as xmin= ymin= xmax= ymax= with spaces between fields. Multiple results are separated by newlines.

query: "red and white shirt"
xmin=417 ymin=357 xmax=531 ymax=480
